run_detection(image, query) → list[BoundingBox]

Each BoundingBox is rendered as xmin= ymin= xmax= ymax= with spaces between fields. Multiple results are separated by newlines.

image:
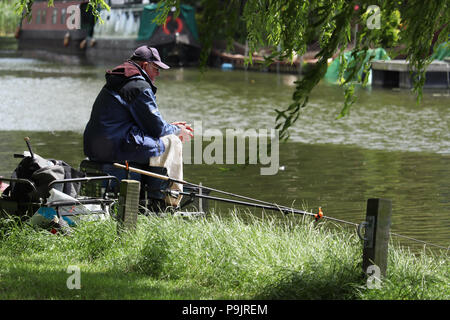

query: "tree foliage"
xmin=157 ymin=0 xmax=450 ymax=140
xmin=14 ymin=0 xmax=450 ymax=141
xmin=0 ymin=0 xmax=22 ymax=35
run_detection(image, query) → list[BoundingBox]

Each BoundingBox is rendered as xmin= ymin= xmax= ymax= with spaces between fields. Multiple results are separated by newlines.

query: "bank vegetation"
xmin=0 ymin=211 xmax=448 ymax=299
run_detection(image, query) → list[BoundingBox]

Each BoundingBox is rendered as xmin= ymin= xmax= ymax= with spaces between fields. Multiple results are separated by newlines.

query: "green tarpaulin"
xmin=324 ymin=48 xmax=390 ymax=84
xmin=431 ymin=42 xmax=450 ymax=61
xmin=138 ymin=4 xmax=199 ymax=41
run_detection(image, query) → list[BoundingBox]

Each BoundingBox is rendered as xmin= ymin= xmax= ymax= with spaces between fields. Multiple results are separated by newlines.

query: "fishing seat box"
xmin=78 ymin=159 xmax=208 ymax=212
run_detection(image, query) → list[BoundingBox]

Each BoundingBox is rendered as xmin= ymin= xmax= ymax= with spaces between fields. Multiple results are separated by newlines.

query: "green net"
xmin=430 ymin=42 xmax=450 ymax=61
xmin=324 ymin=48 xmax=390 ymax=84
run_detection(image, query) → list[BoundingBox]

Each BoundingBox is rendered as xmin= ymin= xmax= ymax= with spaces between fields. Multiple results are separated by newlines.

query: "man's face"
xmin=143 ymin=62 xmax=160 ymax=82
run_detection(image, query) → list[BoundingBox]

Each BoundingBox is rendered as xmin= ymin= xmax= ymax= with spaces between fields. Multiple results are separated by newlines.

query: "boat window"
xmin=41 ymin=9 xmax=47 ymax=24
xmin=52 ymin=9 xmax=58 ymax=24
xmin=61 ymin=8 xmax=66 ymax=25
xmin=36 ymin=10 xmax=41 ymax=24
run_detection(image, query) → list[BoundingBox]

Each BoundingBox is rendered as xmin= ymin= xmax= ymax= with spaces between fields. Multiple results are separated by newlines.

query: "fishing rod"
xmin=180 ymin=186 xmax=357 ymax=226
xmin=114 ymin=162 xmax=293 ymax=210
xmin=113 ymin=162 xmax=324 ymax=220
xmin=114 ymin=163 xmax=361 ymax=226
xmin=175 ymin=189 xmax=320 ymax=217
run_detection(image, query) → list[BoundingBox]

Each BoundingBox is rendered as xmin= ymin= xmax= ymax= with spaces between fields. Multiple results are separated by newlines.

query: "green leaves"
xmin=337 ymin=84 xmax=356 ymax=120
xmin=269 ymin=1 xmax=354 ymax=140
xmin=14 ymin=0 xmax=111 ymax=22
xmin=14 ymin=0 xmax=33 ymax=18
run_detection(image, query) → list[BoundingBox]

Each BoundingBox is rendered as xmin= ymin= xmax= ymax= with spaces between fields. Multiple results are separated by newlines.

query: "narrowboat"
xmin=16 ymin=0 xmax=94 ymax=56
xmin=16 ymin=0 xmax=201 ymax=66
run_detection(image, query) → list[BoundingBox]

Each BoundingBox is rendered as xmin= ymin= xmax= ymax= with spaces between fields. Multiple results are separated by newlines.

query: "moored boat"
xmin=16 ymin=0 xmax=201 ymax=66
xmin=17 ymin=0 xmax=94 ymax=57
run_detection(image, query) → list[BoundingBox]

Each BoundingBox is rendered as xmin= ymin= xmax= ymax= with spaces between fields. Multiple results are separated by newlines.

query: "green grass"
xmin=0 ymin=211 xmax=448 ymax=300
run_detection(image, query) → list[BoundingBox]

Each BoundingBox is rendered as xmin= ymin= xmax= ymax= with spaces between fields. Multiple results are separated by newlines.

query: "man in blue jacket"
xmin=83 ymin=46 xmax=192 ymax=207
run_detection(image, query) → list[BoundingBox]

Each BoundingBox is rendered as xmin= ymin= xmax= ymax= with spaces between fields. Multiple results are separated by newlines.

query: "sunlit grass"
xmin=0 ymin=211 xmax=448 ymax=300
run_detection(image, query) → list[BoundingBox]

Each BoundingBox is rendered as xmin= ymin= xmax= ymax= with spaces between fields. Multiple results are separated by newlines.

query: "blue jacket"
xmin=83 ymin=61 xmax=179 ymax=164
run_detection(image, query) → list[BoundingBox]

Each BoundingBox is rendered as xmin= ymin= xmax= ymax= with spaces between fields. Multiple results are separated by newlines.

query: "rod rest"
xmin=79 ymin=159 xmax=170 ymax=201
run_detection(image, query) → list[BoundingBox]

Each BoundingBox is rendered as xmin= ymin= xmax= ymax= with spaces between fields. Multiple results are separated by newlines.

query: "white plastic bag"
xmin=30 ymin=189 xmax=110 ymax=228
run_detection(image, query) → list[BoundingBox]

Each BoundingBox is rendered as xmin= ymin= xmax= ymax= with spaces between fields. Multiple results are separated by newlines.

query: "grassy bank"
xmin=0 ymin=211 xmax=448 ymax=300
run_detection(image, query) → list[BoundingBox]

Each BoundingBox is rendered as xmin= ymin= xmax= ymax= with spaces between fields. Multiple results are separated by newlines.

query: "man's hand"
xmin=172 ymin=121 xmax=193 ymax=132
xmin=173 ymin=122 xmax=194 ymax=142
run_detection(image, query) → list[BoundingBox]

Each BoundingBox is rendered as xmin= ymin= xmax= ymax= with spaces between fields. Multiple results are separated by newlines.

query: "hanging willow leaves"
xmin=14 ymin=0 xmax=450 ymax=141
xmin=14 ymin=0 xmax=110 ymax=21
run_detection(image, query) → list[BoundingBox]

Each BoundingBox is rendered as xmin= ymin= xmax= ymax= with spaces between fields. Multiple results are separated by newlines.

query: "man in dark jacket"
xmin=83 ymin=46 xmax=192 ymax=207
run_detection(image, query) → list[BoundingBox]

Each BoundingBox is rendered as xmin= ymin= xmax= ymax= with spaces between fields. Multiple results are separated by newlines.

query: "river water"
xmin=0 ymin=54 xmax=448 ymax=252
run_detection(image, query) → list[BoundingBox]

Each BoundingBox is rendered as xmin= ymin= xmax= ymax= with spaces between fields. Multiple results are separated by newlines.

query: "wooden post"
xmin=361 ymin=198 xmax=392 ymax=278
xmin=117 ymin=179 xmax=140 ymax=232
xmin=198 ymin=182 xmax=203 ymax=213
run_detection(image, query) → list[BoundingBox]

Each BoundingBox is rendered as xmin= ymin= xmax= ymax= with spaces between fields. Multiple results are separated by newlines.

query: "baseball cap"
xmin=130 ymin=46 xmax=170 ymax=69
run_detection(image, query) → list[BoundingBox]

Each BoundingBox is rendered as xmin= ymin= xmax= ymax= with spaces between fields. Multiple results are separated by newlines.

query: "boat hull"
xmin=17 ymin=2 xmax=201 ymax=66
xmin=18 ymin=29 xmax=89 ymax=55
xmin=85 ymin=37 xmax=201 ymax=66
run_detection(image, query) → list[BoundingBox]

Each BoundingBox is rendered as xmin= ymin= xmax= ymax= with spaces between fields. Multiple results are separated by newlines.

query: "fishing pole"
xmin=175 ymin=189 xmax=319 ymax=217
xmin=114 ymin=162 xmax=290 ymax=209
xmin=113 ymin=162 xmax=324 ymax=220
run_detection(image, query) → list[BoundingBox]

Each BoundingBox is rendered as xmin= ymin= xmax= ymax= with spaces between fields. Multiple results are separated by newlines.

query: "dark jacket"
xmin=83 ymin=61 xmax=179 ymax=164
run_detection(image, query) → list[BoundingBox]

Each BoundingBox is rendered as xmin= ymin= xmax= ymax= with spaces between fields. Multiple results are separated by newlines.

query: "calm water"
xmin=0 ymin=54 xmax=449 ymax=251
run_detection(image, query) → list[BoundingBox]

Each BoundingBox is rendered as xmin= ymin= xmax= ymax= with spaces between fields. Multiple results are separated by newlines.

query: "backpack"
xmin=3 ymin=153 xmax=86 ymax=203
